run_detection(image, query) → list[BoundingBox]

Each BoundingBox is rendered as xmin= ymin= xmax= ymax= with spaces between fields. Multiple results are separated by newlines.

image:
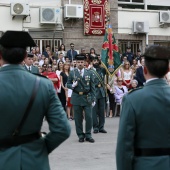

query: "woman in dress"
xmin=58 ymin=44 xmax=67 ymax=57
xmin=121 ymin=61 xmax=134 ymax=89
xmin=60 ymin=62 xmax=70 ymax=112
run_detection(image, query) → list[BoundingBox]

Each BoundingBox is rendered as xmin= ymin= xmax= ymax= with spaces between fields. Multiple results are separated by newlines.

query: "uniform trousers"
xmin=73 ymin=105 xmax=92 ymax=139
xmin=92 ymin=97 xmax=105 ymax=131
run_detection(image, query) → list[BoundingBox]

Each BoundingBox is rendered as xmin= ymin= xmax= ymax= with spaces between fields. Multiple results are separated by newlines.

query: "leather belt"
xmin=0 ymin=132 xmax=41 ymax=149
xmin=73 ymin=90 xmax=89 ymax=95
xmin=135 ymin=148 xmax=170 ymax=156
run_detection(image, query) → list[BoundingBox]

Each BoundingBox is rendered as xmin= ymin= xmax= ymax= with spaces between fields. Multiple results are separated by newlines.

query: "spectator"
xmin=121 ymin=61 xmax=134 ymax=89
xmin=123 ymin=46 xmax=134 ymax=65
xmin=44 ymin=57 xmax=49 ymax=65
xmin=42 ymin=64 xmax=60 ymax=94
xmin=60 ymin=63 xmax=70 ymax=111
xmin=67 ymin=43 xmax=77 ymax=62
xmin=39 ymin=54 xmax=45 ymax=66
xmin=135 ymin=49 xmax=142 ymax=62
xmin=53 ymin=46 xmax=59 ymax=60
xmin=129 ymin=79 xmax=138 ymax=91
xmin=56 ymin=61 xmax=64 ymax=97
xmin=42 ymin=45 xmax=50 ymax=57
xmin=90 ymin=48 xmax=96 ymax=58
xmin=57 ymin=52 xmax=66 ymax=64
xmin=48 ymin=50 xmax=55 ymax=64
xmin=58 ymin=44 xmax=67 ymax=56
xmin=135 ymin=58 xmax=146 ymax=87
xmin=35 ymin=46 xmax=42 ymax=61
xmin=131 ymin=58 xmax=139 ymax=76
xmin=114 ymin=77 xmax=128 ymax=104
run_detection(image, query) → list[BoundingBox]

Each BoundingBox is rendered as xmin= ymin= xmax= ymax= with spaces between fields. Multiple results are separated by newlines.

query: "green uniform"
xmin=67 ymin=68 xmax=95 ymax=139
xmin=0 ymin=65 xmax=71 ymax=170
xmin=116 ymin=79 xmax=170 ymax=170
xmin=91 ymin=67 xmax=106 ymax=131
xmin=24 ymin=64 xmax=39 ymax=74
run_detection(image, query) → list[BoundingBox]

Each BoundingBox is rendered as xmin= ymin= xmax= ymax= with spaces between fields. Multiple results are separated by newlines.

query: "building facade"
xmin=0 ymin=0 xmax=170 ymax=55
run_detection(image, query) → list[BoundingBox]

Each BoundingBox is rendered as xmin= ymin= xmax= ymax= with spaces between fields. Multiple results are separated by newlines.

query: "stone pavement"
xmin=42 ymin=117 xmax=120 ymax=170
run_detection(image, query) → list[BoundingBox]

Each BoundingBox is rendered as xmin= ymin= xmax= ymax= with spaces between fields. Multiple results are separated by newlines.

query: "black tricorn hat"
xmin=0 ymin=31 xmax=36 ymax=48
xmin=27 ymin=52 xmax=34 ymax=58
xmin=75 ymin=54 xmax=86 ymax=60
xmin=144 ymin=45 xmax=170 ymax=60
xmin=90 ymin=55 xmax=99 ymax=61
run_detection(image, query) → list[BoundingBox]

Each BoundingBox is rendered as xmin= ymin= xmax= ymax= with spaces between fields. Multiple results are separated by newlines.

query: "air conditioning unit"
xmin=159 ymin=11 xmax=170 ymax=23
xmin=133 ymin=21 xmax=149 ymax=33
xmin=11 ymin=3 xmax=30 ymax=16
xmin=40 ymin=7 xmax=61 ymax=24
xmin=64 ymin=4 xmax=83 ymax=18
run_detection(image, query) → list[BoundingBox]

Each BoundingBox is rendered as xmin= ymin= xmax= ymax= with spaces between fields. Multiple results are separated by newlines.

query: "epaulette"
xmin=32 ymin=73 xmax=48 ymax=79
xmin=128 ymin=86 xmax=143 ymax=94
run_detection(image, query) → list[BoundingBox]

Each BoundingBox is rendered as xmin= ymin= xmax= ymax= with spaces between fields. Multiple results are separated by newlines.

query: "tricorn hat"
xmin=75 ymin=54 xmax=86 ymax=60
xmin=144 ymin=45 xmax=170 ymax=60
xmin=27 ymin=52 xmax=34 ymax=58
xmin=0 ymin=31 xmax=36 ymax=48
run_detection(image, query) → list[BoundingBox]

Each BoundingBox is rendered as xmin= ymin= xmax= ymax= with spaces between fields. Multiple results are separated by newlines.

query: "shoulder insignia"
xmin=128 ymin=86 xmax=143 ymax=94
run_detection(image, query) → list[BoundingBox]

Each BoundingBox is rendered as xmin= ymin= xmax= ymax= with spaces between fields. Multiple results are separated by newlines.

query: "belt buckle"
xmin=79 ymin=92 xmax=83 ymax=95
xmin=98 ymin=84 xmax=101 ymax=87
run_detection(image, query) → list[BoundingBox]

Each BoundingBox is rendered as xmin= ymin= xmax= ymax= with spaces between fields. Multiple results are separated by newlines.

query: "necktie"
xmin=80 ymin=70 xmax=83 ymax=77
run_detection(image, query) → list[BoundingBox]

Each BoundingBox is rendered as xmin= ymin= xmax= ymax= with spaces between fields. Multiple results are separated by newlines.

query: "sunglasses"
xmin=118 ymin=80 xmax=123 ymax=82
xmin=125 ymin=64 xmax=130 ymax=65
xmin=71 ymin=46 xmax=74 ymax=47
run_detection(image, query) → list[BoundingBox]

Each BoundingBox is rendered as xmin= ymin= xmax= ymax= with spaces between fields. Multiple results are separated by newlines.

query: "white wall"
xmin=0 ymin=1 xmax=62 ymax=32
xmin=118 ymin=9 xmax=170 ymax=36
xmin=147 ymin=0 xmax=170 ymax=6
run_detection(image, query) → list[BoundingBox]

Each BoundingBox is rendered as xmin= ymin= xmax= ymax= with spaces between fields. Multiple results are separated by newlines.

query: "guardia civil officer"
xmin=24 ymin=52 xmax=39 ymax=74
xmin=116 ymin=45 xmax=170 ymax=170
xmin=90 ymin=55 xmax=107 ymax=134
xmin=67 ymin=54 xmax=96 ymax=143
xmin=0 ymin=31 xmax=71 ymax=170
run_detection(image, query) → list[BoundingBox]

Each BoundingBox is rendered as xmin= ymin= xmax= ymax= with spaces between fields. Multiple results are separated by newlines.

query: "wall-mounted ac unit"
xmin=11 ymin=3 xmax=30 ymax=16
xmin=133 ymin=21 xmax=149 ymax=33
xmin=40 ymin=7 xmax=61 ymax=24
xmin=64 ymin=4 xmax=83 ymax=18
xmin=159 ymin=11 xmax=170 ymax=23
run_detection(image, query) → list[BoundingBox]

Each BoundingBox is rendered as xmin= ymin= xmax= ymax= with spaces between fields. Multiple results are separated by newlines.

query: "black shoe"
xmin=93 ymin=130 xmax=98 ymax=134
xmin=79 ymin=138 xmax=84 ymax=143
xmin=86 ymin=138 xmax=95 ymax=143
xmin=99 ymin=129 xmax=107 ymax=133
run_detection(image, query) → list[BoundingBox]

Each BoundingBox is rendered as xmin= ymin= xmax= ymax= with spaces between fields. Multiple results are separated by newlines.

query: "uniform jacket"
xmin=0 ymin=65 xmax=71 ymax=170
xmin=91 ymin=67 xmax=106 ymax=99
xmin=116 ymin=78 xmax=170 ymax=170
xmin=24 ymin=64 xmax=39 ymax=74
xmin=67 ymin=68 xmax=95 ymax=106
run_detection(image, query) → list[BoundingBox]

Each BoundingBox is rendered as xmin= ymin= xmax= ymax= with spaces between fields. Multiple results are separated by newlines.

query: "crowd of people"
xmin=7 ymin=43 xmax=169 ymax=119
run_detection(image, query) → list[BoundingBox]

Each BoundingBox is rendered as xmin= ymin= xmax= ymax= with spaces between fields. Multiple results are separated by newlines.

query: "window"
xmin=119 ymin=40 xmax=142 ymax=55
xmin=34 ymin=39 xmax=62 ymax=53
xmin=154 ymin=41 xmax=170 ymax=47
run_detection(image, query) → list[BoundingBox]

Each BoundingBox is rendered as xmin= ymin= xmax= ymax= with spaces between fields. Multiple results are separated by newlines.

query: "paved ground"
xmin=42 ymin=117 xmax=120 ymax=170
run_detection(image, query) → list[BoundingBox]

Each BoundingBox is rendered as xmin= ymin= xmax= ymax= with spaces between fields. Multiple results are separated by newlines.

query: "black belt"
xmin=135 ymin=148 xmax=170 ymax=156
xmin=73 ymin=90 xmax=89 ymax=95
xmin=0 ymin=132 xmax=41 ymax=149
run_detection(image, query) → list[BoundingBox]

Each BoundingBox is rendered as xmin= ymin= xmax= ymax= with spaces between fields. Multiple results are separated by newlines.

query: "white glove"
xmin=92 ymin=101 xmax=96 ymax=107
xmin=72 ymin=81 xmax=78 ymax=88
